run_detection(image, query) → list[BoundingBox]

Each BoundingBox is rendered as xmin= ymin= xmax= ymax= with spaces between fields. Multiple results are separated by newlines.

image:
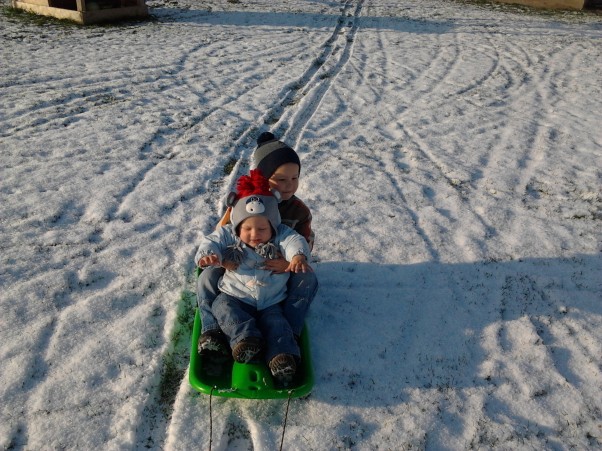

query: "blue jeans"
xmin=196 ymin=266 xmax=225 ymax=334
xmin=197 ymin=266 xmax=318 ymax=336
xmin=212 ymin=293 xmax=299 ymax=362
xmin=283 ymin=270 xmax=319 ymax=336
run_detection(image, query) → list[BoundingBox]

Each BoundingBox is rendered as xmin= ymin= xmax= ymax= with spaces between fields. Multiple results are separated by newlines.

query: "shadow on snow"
xmin=152 ymin=8 xmax=456 ymax=34
xmin=308 ymin=254 xmax=601 ymax=407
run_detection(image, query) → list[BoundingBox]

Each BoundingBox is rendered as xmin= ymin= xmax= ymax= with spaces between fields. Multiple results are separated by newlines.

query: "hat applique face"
xmin=245 ymin=196 xmax=265 ymax=214
xmin=228 ymin=169 xmax=281 ymax=231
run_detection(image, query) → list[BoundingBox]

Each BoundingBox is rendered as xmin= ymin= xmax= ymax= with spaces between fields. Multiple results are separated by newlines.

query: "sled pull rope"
xmin=279 ymin=390 xmax=294 ymax=451
xmin=209 ymin=386 xmax=216 ymax=451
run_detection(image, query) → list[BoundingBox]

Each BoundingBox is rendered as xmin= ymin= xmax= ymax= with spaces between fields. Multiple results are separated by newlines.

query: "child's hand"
xmin=198 ymin=255 xmax=220 ymax=268
xmin=286 ymin=255 xmax=312 ymax=273
xmin=263 ymin=257 xmax=290 ymax=274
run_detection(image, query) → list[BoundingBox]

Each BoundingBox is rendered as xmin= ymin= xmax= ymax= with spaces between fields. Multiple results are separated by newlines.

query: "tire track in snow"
xmin=109 ymin=11 xmax=363 ymax=227
xmin=348 ymin=26 xmax=470 ymax=260
xmin=135 ymin=32 xmax=322 ymax=159
xmin=104 ymin=0 xmax=365 ymax=232
xmin=273 ymin=0 xmax=365 ymax=149
xmin=469 ymin=39 xmax=587 ymax=251
xmin=1 ymin=46 xmax=199 ymax=142
xmin=341 ymin=22 xmax=508 ymax=261
xmin=511 ymin=41 xmax=587 ymax=194
xmin=289 ymin=7 xmax=502 ymax=262
xmin=367 ymin=26 xmax=443 ymax=260
xmin=470 ymin=38 xmax=551 ymax=195
xmin=467 ymin=35 xmax=588 ymax=198
xmin=398 ymin=124 xmax=497 ymax=260
xmin=79 ymin=37 xmax=242 ymax=238
xmin=372 ymin=28 xmax=553 ymax=261
xmin=193 ymin=0 xmax=366 ymax=214
xmin=396 ymin=33 xmax=504 ymax=259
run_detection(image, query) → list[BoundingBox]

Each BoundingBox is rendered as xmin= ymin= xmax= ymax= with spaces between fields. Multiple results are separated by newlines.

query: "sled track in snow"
xmin=95 ymin=0 xmax=365 ymax=237
xmin=152 ymin=2 xmax=369 ymax=448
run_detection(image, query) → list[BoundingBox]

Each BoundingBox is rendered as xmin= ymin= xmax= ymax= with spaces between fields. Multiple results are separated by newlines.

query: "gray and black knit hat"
xmin=227 ymin=169 xmax=281 ymax=232
xmin=253 ymin=132 xmax=301 ymax=179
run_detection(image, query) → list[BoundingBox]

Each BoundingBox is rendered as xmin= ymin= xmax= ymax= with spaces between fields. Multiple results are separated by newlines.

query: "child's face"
xmin=269 ymin=162 xmax=299 ymax=201
xmin=238 ymin=216 xmax=272 ymax=248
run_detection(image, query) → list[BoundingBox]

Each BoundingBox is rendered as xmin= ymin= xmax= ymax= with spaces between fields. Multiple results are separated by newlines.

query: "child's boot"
xmin=269 ymin=353 xmax=297 ymax=386
xmin=232 ymin=337 xmax=263 ymax=363
xmin=198 ymin=330 xmax=229 ymax=358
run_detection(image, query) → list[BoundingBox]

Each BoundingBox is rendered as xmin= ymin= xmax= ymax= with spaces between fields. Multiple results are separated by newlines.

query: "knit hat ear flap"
xmin=226 ymin=191 xmax=237 ymax=208
xmin=253 ymin=132 xmax=301 ymax=179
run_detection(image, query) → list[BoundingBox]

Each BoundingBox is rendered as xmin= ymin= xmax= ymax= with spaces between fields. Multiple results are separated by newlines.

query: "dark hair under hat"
xmin=253 ymin=132 xmax=301 ymax=179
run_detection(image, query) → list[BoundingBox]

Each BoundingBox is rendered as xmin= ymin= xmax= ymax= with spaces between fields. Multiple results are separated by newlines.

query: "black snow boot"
xmin=198 ymin=330 xmax=230 ymax=358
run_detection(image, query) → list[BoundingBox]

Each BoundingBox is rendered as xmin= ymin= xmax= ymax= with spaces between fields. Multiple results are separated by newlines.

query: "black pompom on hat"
xmin=253 ymin=132 xmax=301 ymax=179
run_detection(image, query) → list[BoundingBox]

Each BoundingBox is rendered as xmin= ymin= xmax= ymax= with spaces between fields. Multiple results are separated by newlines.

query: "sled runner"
xmin=189 ymin=308 xmax=314 ymax=399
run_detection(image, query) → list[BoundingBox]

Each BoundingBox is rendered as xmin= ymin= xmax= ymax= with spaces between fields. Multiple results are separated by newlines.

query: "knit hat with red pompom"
xmin=227 ymin=169 xmax=281 ymax=232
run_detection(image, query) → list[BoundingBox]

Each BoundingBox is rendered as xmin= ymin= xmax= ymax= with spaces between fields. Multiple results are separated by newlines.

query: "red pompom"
xmin=236 ymin=169 xmax=272 ymax=198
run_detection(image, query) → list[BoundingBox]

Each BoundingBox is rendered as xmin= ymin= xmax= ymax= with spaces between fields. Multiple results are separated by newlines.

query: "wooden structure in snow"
xmin=12 ymin=0 xmax=149 ymax=24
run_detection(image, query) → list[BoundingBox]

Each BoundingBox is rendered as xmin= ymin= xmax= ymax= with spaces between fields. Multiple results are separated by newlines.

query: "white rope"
xmin=209 ymin=386 xmax=215 ymax=451
xmin=279 ymin=390 xmax=294 ymax=451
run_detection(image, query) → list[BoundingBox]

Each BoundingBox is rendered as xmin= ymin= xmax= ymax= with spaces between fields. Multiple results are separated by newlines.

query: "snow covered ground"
xmin=1 ymin=0 xmax=601 ymax=449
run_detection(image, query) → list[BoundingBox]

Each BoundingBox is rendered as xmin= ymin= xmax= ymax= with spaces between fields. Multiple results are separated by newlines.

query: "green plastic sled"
xmin=189 ymin=309 xmax=314 ymax=399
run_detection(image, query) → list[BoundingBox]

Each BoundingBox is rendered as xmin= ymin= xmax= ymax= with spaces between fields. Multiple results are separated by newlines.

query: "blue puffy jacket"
xmin=194 ymin=223 xmax=310 ymax=310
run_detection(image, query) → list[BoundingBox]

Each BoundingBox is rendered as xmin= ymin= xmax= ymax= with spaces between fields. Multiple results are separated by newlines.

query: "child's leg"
xmin=258 ymin=303 xmax=300 ymax=363
xmin=212 ymin=293 xmax=262 ymax=348
xmin=196 ymin=266 xmax=225 ymax=334
xmin=282 ymin=271 xmax=319 ymax=336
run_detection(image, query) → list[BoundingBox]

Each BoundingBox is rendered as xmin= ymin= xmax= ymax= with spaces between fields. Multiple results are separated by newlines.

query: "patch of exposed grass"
xmin=158 ymin=289 xmax=196 ymax=417
xmin=223 ymin=157 xmax=238 ymax=176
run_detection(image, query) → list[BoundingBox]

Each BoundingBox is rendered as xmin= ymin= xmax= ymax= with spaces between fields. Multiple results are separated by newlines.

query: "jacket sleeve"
xmin=296 ymin=212 xmax=314 ymax=251
xmin=280 ymin=197 xmax=314 ymax=251
xmin=194 ymin=225 xmax=236 ymax=265
xmin=277 ymin=225 xmax=311 ymax=262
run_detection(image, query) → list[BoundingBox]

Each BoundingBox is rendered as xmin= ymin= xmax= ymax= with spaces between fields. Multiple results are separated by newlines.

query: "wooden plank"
xmin=12 ymin=1 xmax=84 ymax=21
xmin=13 ymin=0 xmax=52 ymax=7
xmin=12 ymin=0 xmax=148 ymax=22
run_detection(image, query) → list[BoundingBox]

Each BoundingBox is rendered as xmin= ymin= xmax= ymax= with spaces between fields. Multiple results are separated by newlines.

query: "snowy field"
xmin=1 ymin=0 xmax=601 ymax=449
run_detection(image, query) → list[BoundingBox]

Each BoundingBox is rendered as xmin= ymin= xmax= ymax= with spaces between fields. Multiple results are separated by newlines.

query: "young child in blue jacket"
xmin=195 ymin=170 xmax=312 ymax=383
